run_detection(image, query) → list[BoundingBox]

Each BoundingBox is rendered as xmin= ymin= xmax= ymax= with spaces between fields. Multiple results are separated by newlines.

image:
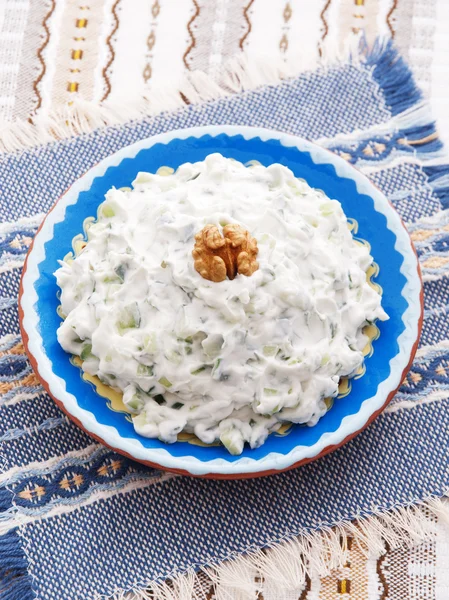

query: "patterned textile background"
xmin=1 ymin=43 xmax=449 ymax=600
xmin=0 ymin=0 xmax=448 ymax=144
xmin=1 ymin=3 xmax=449 ymax=600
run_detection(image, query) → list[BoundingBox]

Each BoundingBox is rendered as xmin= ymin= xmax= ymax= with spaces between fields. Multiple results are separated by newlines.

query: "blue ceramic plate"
xmin=19 ymin=126 xmax=423 ymax=478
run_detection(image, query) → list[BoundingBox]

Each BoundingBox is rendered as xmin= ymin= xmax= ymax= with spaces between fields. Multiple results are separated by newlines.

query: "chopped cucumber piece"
xmin=263 ymin=345 xmax=278 ymax=357
xmin=191 ymin=365 xmax=207 ymax=375
xmin=172 ymin=402 xmax=184 ymax=410
xmin=263 ymin=388 xmax=278 ymax=396
xmin=101 ymin=204 xmax=115 ymax=218
xmin=137 ymin=364 xmax=154 ymax=376
xmin=158 ymin=376 xmax=172 ymax=388
xmin=117 ymin=303 xmax=141 ymax=333
xmin=219 ymin=429 xmax=244 ymax=455
xmin=115 ymin=264 xmax=126 ymax=282
xmin=202 ymin=334 xmax=224 ymax=357
xmin=166 ymin=350 xmax=182 ymax=365
xmin=143 ymin=333 xmax=157 ymax=353
xmin=103 ymin=265 xmax=126 ymax=284
xmin=321 ymin=354 xmax=330 ymax=366
xmin=127 ymin=395 xmax=142 ymax=410
xmin=320 ymin=201 xmax=335 ymax=216
xmin=80 ymin=344 xmax=92 ymax=360
xmin=132 ymin=413 xmax=147 ymax=428
xmin=211 ymin=358 xmax=222 ymax=376
xmin=153 ymin=394 xmax=165 ymax=405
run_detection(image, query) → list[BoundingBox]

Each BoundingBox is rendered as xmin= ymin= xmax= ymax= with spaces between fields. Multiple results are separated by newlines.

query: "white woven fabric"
xmin=0 ymin=0 xmax=447 ymax=145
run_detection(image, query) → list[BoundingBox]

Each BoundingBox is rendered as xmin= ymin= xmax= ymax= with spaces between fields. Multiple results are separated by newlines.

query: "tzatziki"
xmin=55 ymin=153 xmax=388 ymax=455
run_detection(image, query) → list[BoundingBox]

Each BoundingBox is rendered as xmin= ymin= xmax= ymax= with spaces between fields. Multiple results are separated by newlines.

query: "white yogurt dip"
xmin=55 ymin=153 xmax=388 ymax=454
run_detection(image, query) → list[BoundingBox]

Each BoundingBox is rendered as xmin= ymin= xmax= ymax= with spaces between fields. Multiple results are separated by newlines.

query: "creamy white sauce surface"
xmin=55 ymin=154 xmax=388 ymax=455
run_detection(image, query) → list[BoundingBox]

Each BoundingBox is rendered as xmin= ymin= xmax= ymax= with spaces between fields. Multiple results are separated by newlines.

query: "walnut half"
xmin=192 ymin=224 xmax=259 ymax=282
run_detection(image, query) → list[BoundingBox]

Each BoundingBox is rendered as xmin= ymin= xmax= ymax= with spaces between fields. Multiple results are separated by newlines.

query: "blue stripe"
xmin=0 ymin=335 xmax=20 ymax=352
xmin=0 ymin=298 xmax=17 ymax=311
xmin=0 ymin=386 xmax=43 ymax=406
xmin=0 ymin=417 xmax=66 ymax=443
xmin=1 ymin=421 xmax=95 ymax=468
xmin=0 ymin=355 xmax=31 ymax=382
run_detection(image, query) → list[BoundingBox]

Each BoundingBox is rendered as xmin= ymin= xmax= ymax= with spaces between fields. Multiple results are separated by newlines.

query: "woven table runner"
xmin=2 ymin=0 xmax=449 ymax=146
xmin=1 ymin=42 xmax=449 ymax=600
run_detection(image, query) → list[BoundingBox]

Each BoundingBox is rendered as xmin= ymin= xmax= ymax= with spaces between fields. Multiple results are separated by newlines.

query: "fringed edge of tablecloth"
xmin=96 ymin=494 xmax=449 ymax=599
xmin=0 ymin=37 xmax=405 ymax=156
xmin=2 ymin=493 xmax=448 ymax=600
xmin=0 ymin=492 xmax=34 ymax=600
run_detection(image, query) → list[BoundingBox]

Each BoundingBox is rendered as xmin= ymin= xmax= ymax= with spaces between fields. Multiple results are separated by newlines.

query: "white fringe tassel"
xmin=97 ymin=494 xmax=449 ymax=600
xmin=0 ymin=38 xmax=364 ymax=155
